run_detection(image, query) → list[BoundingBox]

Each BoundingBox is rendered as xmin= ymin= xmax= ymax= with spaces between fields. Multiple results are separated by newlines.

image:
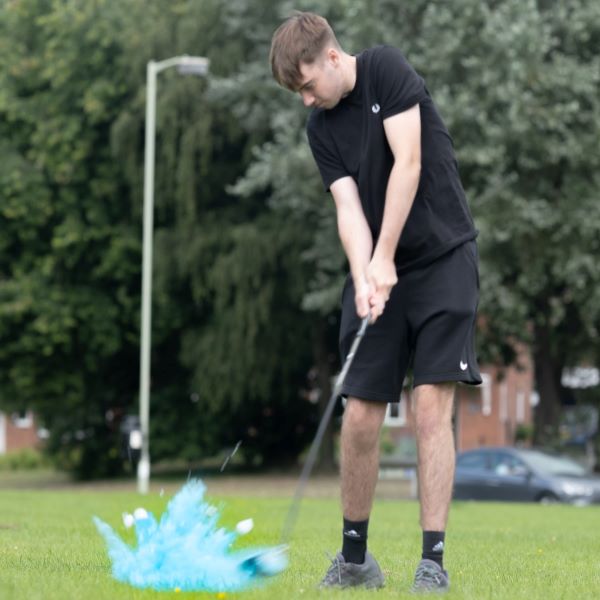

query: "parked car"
xmin=453 ymin=447 xmax=600 ymax=505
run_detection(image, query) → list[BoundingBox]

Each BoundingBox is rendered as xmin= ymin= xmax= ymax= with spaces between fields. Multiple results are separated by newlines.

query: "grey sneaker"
xmin=411 ymin=559 xmax=449 ymax=593
xmin=319 ymin=551 xmax=385 ymax=589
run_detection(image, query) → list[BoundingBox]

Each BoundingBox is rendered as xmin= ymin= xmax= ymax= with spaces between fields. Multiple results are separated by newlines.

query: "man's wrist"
xmin=351 ymin=273 xmax=366 ymax=289
xmin=371 ymin=245 xmax=396 ymax=264
xmin=373 ymin=226 xmax=403 ymax=263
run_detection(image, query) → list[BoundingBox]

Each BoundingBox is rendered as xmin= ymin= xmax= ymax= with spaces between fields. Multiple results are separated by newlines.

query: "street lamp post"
xmin=138 ymin=55 xmax=209 ymax=494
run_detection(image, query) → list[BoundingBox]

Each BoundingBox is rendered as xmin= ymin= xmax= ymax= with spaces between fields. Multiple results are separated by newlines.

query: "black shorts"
xmin=339 ymin=240 xmax=482 ymax=403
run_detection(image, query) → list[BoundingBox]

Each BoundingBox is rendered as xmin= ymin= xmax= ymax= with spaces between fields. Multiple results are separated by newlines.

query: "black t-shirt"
xmin=306 ymin=45 xmax=477 ymax=273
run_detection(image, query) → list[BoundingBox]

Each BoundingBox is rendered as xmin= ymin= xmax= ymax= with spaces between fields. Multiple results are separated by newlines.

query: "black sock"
xmin=422 ymin=530 xmax=445 ymax=568
xmin=342 ymin=517 xmax=369 ymax=564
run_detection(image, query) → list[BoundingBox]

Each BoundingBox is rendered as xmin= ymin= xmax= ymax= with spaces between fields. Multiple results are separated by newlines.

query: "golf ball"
xmin=235 ymin=518 xmax=254 ymax=535
xmin=133 ymin=508 xmax=149 ymax=520
xmin=122 ymin=513 xmax=135 ymax=529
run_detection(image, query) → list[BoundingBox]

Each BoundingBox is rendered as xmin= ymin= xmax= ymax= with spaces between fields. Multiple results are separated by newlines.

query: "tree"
xmin=1 ymin=0 xmax=597 ymax=476
xmin=410 ymin=0 xmax=600 ymax=440
xmin=0 ymin=0 xmax=320 ymax=474
xmin=112 ymin=0 xmax=320 ymax=467
xmin=0 ymin=0 xmax=143 ymax=477
xmin=233 ymin=0 xmax=600 ymax=446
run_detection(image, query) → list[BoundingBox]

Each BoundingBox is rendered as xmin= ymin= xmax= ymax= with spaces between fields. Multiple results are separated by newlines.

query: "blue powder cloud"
xmin=93 ymin=479 xmax=287 ymax=592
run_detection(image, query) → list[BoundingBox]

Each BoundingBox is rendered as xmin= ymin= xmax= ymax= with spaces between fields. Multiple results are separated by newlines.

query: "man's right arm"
xmin=330 ymin=177 xmax=382 ymax=320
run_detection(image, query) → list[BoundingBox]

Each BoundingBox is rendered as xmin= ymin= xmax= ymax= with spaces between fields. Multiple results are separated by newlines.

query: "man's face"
xmin=297 ymin=49 xmax=345 ymax=110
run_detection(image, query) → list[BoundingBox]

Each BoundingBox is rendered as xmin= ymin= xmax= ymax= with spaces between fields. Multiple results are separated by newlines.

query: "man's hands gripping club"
xmin=355 ymin=257 xmax=398 ymax=323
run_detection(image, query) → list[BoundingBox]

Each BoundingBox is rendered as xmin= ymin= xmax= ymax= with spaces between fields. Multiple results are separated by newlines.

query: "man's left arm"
xmin=367 ymin=104 xmax=421 ymax=316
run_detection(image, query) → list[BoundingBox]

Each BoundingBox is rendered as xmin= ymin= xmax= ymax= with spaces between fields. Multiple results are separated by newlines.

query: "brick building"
xmin=0 ymin=411 xmax=41 ymax=454
xmin=383 ymin=344 xmax=535 ymax=456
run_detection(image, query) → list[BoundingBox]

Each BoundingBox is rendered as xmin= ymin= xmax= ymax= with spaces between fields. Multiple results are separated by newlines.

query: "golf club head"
xmin=240 ymin=544 xmax=289 ymax=577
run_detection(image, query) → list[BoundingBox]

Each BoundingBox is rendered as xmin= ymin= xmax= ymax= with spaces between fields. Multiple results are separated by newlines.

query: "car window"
xmin=490 ymin=452 xmax=527 ymax=476
xmin=521 ymin=451 xmax=588 ymax=476
xmin=457 ymin=453 xmax=489 ymax=470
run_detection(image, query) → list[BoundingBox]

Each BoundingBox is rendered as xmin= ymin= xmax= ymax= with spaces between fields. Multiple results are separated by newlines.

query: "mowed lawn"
xmin=0 ymin=483 xmax=599 ymax=600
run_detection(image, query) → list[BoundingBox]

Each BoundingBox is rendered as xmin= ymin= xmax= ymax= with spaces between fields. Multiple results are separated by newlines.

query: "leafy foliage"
xmin=0 ymin=0 xmax=598 ymax=475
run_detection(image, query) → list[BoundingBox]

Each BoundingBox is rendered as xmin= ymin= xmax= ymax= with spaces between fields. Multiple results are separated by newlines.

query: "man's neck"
xmin=342 ymin=54 xmax=357 ymax=97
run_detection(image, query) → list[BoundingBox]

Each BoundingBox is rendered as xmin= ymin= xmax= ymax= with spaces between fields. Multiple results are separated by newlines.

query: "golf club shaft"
xmin=280 ymin=315 xmax=370 ymax=544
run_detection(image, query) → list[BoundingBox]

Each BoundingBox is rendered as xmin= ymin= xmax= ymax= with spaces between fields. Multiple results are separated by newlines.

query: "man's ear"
xmin=326 ymin=47 xmax=341 ymax=66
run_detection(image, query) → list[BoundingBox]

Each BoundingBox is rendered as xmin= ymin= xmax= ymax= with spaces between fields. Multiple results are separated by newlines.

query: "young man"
xmin=270 ymin=12 xmax=481 ymax=593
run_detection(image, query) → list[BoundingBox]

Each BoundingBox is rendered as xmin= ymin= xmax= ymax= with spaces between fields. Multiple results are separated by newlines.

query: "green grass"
xmin=0 ymin=486 xmax=598 ymax=599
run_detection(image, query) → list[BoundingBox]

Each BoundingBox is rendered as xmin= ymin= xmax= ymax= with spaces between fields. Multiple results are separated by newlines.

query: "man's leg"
xmin=413 ymin=382 xmax=456 ymax=533
xmin=411 ymin=382 xmax=455 ymax=592
xmin=320 ymin=397 xmax=387 ymax=588
xmin=341 ymin=397 xmax=387 ymax=519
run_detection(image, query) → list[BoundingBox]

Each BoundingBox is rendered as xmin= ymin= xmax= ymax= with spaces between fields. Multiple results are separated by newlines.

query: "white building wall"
xmin=0 ymin=412 xmax=6 ymax=454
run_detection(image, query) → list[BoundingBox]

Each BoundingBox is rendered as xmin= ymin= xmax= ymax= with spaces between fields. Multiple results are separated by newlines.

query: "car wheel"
xmin=537 ymin=492 xmax=559 ymax=505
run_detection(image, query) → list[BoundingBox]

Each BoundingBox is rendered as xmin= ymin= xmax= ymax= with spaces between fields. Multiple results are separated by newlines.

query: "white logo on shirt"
xmin=371 ymin=103 xmax=380 ymax=114
xmin=460 ymin=361 xmax=468 ymax=371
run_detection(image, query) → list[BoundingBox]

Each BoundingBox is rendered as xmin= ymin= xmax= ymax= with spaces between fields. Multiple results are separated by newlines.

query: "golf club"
xmin=243 ymin=314 xmax=371 ymax=575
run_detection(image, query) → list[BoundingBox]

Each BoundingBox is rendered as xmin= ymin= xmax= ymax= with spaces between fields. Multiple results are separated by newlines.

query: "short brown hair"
xmin=270 ymin=12 xmax=340 ymax=91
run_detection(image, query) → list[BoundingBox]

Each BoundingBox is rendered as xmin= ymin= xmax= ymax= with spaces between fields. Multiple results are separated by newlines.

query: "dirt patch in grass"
xmin=0 ymin=469 xmax=415 ymax=499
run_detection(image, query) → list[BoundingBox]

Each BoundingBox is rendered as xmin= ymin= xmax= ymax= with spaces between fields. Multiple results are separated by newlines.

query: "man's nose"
xmin=301 ymin=91 xmax=315 ymax=107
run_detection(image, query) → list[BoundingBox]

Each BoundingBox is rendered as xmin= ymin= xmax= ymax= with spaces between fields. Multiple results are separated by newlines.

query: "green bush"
xmin=0 ymin=448 xmax=50 ymax=471
xmin=515 ymin=423 xmax=535 ymax=444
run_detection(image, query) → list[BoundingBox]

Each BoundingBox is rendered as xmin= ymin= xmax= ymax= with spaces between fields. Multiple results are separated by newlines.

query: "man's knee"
xmin=414 ymin=413 xmax=451 ymax=441
xmin=343 ymin=398 xmax=386 ymax=449
xmin=413 ymin=384 xmax=455 ymax=439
